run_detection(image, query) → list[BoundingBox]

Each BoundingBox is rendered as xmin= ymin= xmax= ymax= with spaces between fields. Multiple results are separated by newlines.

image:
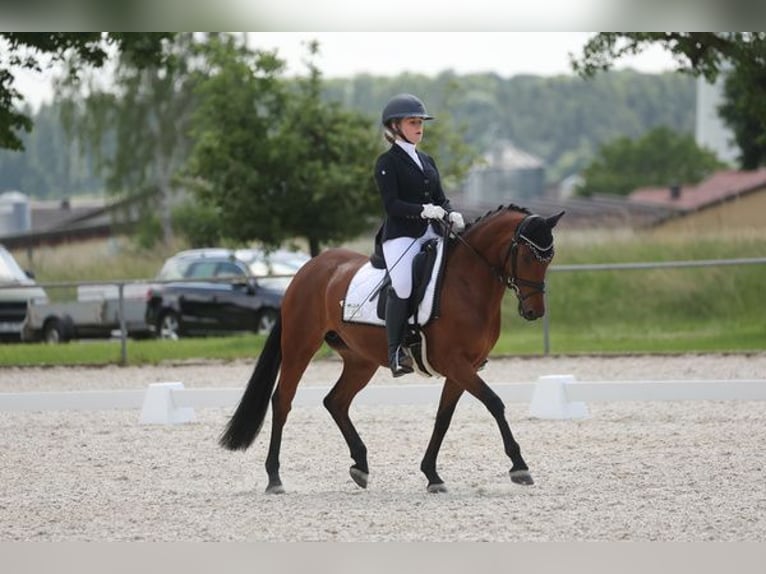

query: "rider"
xmin=374 ymin=93 xmax=465 ymax=377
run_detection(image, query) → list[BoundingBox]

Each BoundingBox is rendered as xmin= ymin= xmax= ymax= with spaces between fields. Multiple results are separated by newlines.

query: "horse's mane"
xmin=463 ymin=204 xmax=532 ymax=232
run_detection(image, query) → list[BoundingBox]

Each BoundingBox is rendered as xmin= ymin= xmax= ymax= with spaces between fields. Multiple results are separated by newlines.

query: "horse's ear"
xmin=546 ymin=211 xmax=565 ymax=229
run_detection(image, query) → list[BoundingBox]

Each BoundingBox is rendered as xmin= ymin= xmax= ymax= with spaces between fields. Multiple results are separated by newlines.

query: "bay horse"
xmin=220 ymin=204 xmax=564 ymax=493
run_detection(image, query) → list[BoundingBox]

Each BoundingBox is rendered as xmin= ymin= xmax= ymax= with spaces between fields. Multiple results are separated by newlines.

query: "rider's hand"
xmin=420 ymin=203 xmax=447 ymax=220
xmin=448 ymin=211 xmax=465 ymax=231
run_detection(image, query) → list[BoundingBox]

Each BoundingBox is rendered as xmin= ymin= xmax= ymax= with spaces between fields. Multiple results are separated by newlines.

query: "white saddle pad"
xmin=342 ymin=238 xmax=445 ymax=327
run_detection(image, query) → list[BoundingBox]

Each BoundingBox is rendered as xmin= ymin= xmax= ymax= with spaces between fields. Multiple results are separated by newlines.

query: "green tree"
xmin=576 ymin=126 xmax=725 ymax=197
xmin=418 ymin=77 xmax=482 ymax=191
xmin=0 ymin=101 xmax=104 ymax=198
xmin=0 ymin=32 xmax=173 ymax=151
xmin=187 ymin=40 xmax=381 ymax=256
xmin=571 ymin=33 xmax=766 ymax=170
xmin=183 ymin=36 xmax=290 ymax=249
xmin=719 ymin=63 xmax=766 ymax=169
xmin=60 ymin=33 xmax=202 ymax=244
xmin=571 ymin=33 xmax=766 ymax=82
xmin=324 ymin=69 xmax=695 ymax=185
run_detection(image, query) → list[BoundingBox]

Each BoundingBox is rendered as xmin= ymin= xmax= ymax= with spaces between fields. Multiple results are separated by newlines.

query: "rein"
xmin=444 ymin=214 xmax=553 ymax=311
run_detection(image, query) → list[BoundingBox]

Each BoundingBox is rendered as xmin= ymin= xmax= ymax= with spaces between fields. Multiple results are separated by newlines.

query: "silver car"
xmin=0 ymin=244 xmax=48 ymax=341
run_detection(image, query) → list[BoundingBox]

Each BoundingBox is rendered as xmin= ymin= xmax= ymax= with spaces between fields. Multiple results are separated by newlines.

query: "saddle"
xmin=368 ymin=226 xmax=447 ymax=376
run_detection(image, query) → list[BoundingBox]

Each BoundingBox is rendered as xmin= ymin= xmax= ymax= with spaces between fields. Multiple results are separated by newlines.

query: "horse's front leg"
xmin=456 ymin=367 xmax=534 ymax=486
xmin=420 ymin=378 xmax=464 ymax=493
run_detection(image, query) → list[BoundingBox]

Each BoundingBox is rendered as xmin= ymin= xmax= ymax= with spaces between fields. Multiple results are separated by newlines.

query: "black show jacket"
xmin=374 ymin=144 xmax=453 ymax=241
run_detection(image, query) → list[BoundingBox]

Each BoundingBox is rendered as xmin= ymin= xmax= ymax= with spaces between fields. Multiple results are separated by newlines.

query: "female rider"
xmin=374 ymin=93 xmax=465 ymax=376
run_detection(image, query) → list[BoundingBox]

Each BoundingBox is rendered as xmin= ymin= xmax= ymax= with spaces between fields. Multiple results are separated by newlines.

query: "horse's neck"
xmin=449 ymin=212 xmax=522 ymax=301
xmin=463 ymin=212 xmax=521 ymax=270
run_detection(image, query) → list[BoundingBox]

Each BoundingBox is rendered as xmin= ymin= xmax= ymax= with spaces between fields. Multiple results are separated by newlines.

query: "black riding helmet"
xmin=381 ymin=93 xmax=434 ymax=126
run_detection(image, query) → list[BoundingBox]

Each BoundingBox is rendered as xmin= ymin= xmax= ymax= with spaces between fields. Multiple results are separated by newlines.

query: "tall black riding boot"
xmin=385 ymin=289 xmax=414 ymax=377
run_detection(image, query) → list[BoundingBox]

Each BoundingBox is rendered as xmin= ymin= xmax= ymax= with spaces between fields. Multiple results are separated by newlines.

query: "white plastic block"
xmin=528 ymin=374 xmax=589 ymax=420
xmin=139 ymin=382 xmax=195 ymax=425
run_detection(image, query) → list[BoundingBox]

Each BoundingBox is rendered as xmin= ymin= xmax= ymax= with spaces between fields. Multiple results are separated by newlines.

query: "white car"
xmin=0 ymin=244 xmax=49 ymax=341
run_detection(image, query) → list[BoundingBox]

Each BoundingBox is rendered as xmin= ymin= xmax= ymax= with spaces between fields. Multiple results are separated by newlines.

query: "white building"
xmin=695 ymin=72 xmax=739 ymax=165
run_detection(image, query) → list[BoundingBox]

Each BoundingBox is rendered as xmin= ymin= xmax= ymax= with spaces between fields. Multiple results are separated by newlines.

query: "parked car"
xmin=0 ymin=244 xmax=49 ymax=342
xmin=146 ymin=248 xmax=310 ymax=339
xmin=23 ymin=284 xmax=152 ymax=344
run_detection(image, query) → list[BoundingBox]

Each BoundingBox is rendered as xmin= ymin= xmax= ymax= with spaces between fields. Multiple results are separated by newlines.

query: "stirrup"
xmin=390 ymin=346 xmax=414 ymax=377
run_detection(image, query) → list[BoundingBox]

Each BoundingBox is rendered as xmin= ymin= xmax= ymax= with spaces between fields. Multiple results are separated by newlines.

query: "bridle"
xmin=444 ymin=214 xmax=554 ymax=314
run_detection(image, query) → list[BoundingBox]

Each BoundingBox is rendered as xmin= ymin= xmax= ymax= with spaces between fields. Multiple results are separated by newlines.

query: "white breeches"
xmin=382 ymin=225 xmax=440 ymax=299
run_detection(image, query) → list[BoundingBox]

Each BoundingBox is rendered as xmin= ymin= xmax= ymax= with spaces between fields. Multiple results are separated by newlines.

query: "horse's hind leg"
xmin=264 ymin=334 xmax=324 ymax=494
xmin=420 ymin=378 xmax=464 ymax=493
xmin=322 ymin=353 xmax=378 ymax=489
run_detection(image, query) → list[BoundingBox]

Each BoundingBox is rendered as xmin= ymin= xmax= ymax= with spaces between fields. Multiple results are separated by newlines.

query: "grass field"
xmin=3 ymin=228 xmax=765 ymax=366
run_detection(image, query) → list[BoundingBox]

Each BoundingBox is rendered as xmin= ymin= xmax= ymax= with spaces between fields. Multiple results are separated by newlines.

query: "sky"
xmin=14 ymin=32 xmax=679 ymax=109
xmin=247 ymin=32 xmax=678 ymax=78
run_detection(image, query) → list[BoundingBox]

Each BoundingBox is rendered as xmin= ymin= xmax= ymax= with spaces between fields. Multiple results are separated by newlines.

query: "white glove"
xmin=448 ymin=211 xmax=465 ymax=231
xmin=420 ymin=203 xmax=446 ymax=220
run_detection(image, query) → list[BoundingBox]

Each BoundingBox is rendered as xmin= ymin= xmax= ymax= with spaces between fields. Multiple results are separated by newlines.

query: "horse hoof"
xmin=265 ymin=483 xmax=285 ymax=494
xmin=509 ymin=469 xmax=534 ymax=486
xmin=349 ymin=466 xmax=368 ymax=489
xmin=427 ymin=482 xmax=448 ymax=493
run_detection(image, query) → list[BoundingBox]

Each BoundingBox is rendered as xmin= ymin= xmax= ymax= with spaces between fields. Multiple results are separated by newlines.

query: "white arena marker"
xmin=139 ymin=382 xmax=195 ymax=425
xmin=528 ymin=374 xmax=589 ymax=420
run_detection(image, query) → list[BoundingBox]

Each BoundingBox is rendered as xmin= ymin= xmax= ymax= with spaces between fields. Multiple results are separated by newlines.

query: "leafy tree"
xmin=59 ymin=33 xmax=201 ymax=243
xmin=719 ymin=63 xmax=766 ymax=169
xmin=182 ymin=37 xmax=291 ymax=249
xmin=576 ymin=126 xmax=725 ymax=197
xmin=571 ymin=33 xmax=766 ymax=169
xmin=171 ymin=200 xmax=223 ymax=248
xmin=187 ymin=39 xmax=382 ymax=256
xmin=324 ymin=69 xmax=695 ymax=185
xmin=0 ymin=32 xmax=173 ymax=151
xmin=418 ymin=77 xmax=483 ymax=191
xmin=571 ymin=33 xmax=766 ymax=82
xmin=0 ymin=100 xmax=104 ymax=198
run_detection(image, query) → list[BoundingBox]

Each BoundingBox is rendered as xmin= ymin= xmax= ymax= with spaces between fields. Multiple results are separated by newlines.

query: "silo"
xmin=0 ymin=191 xmax=31 ymax=235
xmin=463 ymin=141 xmax=545 ymax=205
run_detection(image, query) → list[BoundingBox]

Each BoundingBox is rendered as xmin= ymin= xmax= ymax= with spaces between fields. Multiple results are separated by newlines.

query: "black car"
xmin=145 ymin=248 xmax=309 ymax=339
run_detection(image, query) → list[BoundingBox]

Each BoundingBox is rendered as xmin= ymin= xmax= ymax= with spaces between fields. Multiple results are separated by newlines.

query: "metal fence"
xmin=542 ymin=256 xmax=766 ymax=355
xmin=3 ymin=256 xmax=766 ymax=363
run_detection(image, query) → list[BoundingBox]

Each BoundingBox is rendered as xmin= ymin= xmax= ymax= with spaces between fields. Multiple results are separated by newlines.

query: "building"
xmin=0 ymin=192 xmax=149 ymax=250
xmin=463 ymin=140 xmax=545 ymax=205
xmin=695 ymin=71 xmax=739 ymax=165
xmin=629 ymin=168 xmax=766 ymax=232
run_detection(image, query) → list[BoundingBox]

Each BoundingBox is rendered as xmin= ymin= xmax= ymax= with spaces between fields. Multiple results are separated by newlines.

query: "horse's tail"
xmin=219 ymin=315 xmax=282 ymax=451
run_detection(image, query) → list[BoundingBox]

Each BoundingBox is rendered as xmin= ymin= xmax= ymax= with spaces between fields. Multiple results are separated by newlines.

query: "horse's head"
xmin=453 ymin=206 xmax=563 ymax=321
xmin=506 ymin=210 xmax=564 ymax=320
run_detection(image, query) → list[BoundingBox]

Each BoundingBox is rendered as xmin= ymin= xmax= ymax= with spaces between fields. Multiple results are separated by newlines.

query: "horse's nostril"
xmin=525 ymin=309 xmax=539 ymax=321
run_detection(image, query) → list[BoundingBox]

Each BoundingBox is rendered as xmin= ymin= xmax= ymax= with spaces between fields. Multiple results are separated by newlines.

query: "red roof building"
xmin=629 ymin=168 xmax=766 ymax=232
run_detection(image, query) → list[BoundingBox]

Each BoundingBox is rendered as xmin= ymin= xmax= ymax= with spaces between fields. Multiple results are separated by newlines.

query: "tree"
xmin=576 ymin=126 xmax=725 ymax=197
xmin=418 ymin=76 xmax=482 ymax=192
xmin=719 ymin=63 xmax=766 ymax=169
xmin=187 ymin=39 xmax=381 ymax=256
xmin=0 ymin=32 xmax=174 ymax=151
xmin=571 ymin=33 xmax=766 ymax=169
xmin=60 ymin=33 xmax=202 ymax=244
xmin=571 ymin=33 xmax=766 ymax=82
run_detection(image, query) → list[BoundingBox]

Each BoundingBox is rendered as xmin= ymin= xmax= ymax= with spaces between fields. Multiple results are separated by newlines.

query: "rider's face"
xmin=398 ymin=117 xmax=424 ymax=144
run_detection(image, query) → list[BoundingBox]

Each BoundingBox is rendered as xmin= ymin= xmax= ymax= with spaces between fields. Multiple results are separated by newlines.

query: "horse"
xmin=219 ymin=204 xmax=564 ymax=493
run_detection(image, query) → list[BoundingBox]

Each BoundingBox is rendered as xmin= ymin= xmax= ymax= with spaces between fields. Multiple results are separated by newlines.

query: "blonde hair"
xmin=383 ymin=121 xmax=398 ymax=144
